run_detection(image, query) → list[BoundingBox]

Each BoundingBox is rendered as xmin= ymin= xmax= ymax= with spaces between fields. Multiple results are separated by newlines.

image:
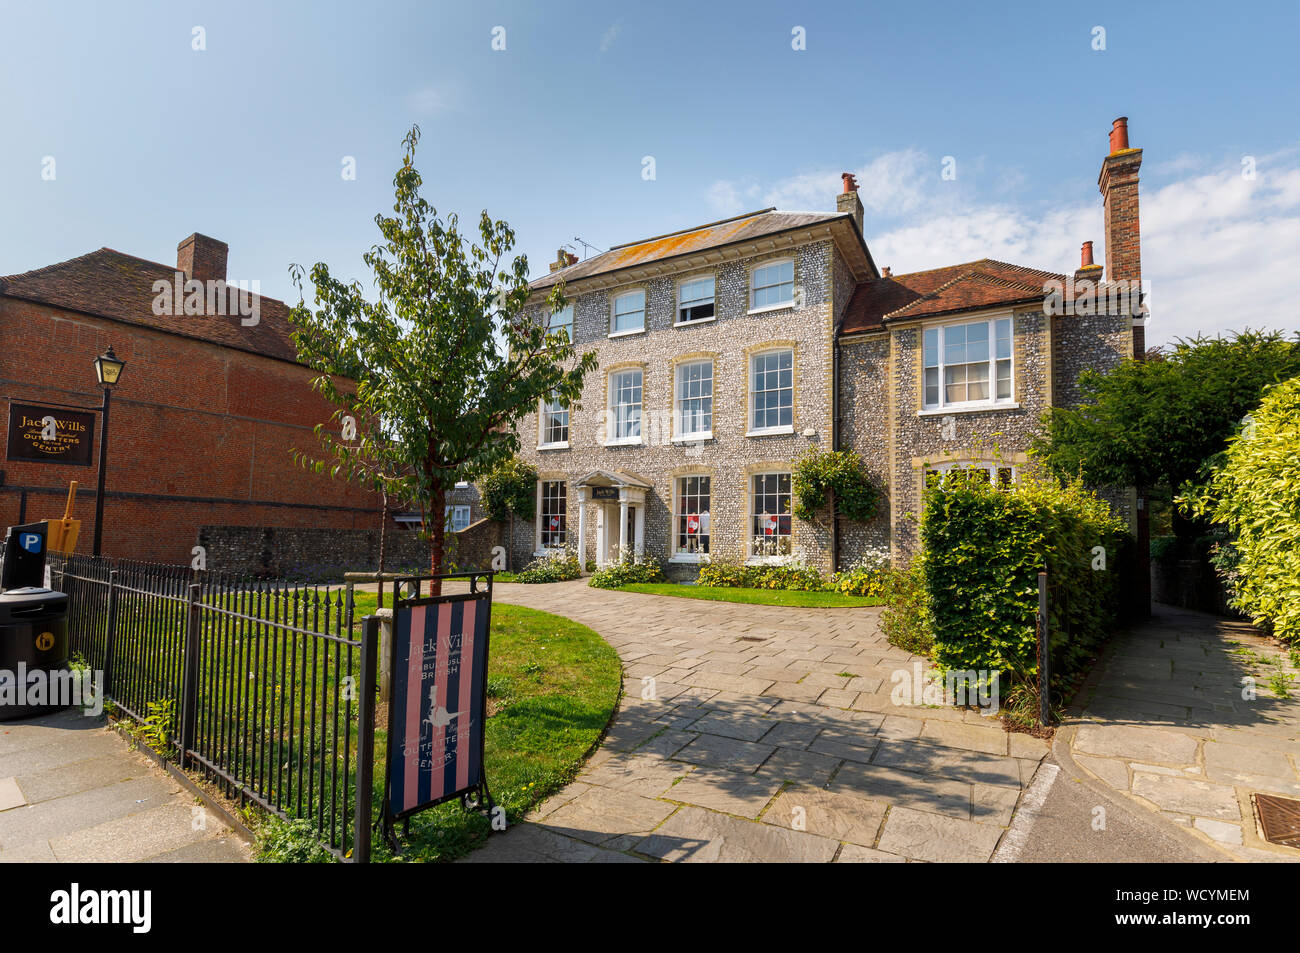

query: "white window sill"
xmin=746 ymin=555 xmax=793 ymax=566
xmin=672 ymin=432 xmax=713 ymax=443
xmin=674 ymin=316 xmax=716 ymax=327
xmin=746 ymin=425 xmax=795 ymax=437
xmin=603 ymin=437 xmax=643 ymax=447
xmin=669 ymin=553 xmax=708 ymax=564
xmin=532 ymin=548 xmax=566 ymax=559
xmin=747 ymin=302 xmax=794 ymax=316
xmin=918 ymin=402 xmax=1020 ymax=417
xmin=537 ymin=442 xmax=570 ymax=451
xmin=608 ymin=327 xmax=646 ymax=339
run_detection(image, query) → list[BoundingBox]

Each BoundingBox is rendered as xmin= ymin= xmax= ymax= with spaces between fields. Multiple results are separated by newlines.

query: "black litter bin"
xmin=0 ymin=587 xmax=70 ymax=721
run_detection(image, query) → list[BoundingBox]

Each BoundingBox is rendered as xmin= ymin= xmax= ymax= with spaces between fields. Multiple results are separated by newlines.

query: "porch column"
xmin=618 ymin=491 xmax=629 ymax=561
xmin=634 ymin=503 xmax=645 ymax=557
xmin=576 ymin=487 xmax=588 ymax=572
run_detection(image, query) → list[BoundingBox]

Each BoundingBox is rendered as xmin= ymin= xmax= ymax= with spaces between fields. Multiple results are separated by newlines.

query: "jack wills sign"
xmin=385 ymin=591 xmax=492 ymax=823
xmin=6 ymin=402 xmax=95 ymax=466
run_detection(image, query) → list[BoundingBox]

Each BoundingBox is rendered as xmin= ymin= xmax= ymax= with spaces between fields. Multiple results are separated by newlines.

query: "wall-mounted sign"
xmin=590 ymin=486 xmax=620 ymax=501
xmin=383 ymin=582 xmax=495 ymax=848
xmin=6 ymin=403 xmax=95 ymax=467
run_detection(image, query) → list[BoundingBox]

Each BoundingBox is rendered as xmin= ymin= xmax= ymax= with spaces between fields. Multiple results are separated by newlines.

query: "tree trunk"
xmin=429 ymin=486 xmax=446 ymax=597
xmin=377 ymin=486 xmax=389 ymax=609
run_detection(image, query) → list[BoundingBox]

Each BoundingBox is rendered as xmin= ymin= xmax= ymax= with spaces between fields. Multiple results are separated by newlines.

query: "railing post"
xmin=1036 ymin=571 xmax=1050 ymax=728
xmin=103 ymin=569 xmax=120 ymax=697
xmin=178 ymin=582 xmax=202 ymax=767
xmin=353 ymin=615 xmax=379 ymax=863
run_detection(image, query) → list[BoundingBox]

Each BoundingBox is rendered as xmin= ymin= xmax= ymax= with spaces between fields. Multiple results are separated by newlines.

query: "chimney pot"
xmin=882 ymin=266 xmax=892 ymax=277
xmin=1108 ymin=116 xmax=1130 ymax=154
xmin=1080 ymin=241 xmax=1094 ymax=268
xmin=841 ymin=172 xmax=859 ymax=194
xmin=177 ymin=233 xmax=228 ymax=284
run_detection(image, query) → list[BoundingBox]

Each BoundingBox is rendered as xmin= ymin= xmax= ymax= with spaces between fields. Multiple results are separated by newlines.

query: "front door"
xmin=598 ymin=503 xmax=637 ymax=566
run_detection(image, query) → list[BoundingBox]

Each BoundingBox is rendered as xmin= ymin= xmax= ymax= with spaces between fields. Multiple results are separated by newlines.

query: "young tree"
xmin=1032 ymin=329 xmax=1300 ymax=538
xmin=288 ymin=126 xmax=595 ymax=592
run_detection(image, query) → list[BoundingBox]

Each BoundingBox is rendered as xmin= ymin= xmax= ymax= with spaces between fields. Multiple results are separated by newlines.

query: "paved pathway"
xmin=453 ymin=579 xmax=1049 ymax=863
xmin=0 ymin=708 xmax=249 ymax=863
xmin=1060 ymin=604 xmax=1300 ymax=861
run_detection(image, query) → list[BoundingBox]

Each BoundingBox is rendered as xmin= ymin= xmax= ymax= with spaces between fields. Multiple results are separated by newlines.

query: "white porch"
xmin=573 ymin=468 xmax=654 ymax=570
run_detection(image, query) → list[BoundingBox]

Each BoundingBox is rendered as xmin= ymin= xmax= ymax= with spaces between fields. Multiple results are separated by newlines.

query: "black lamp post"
xmin=92 ymin=346 xmax=126 ymax=556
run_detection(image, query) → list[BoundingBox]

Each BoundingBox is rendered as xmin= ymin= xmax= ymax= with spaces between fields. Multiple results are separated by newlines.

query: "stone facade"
xmin=514 ymin=238 xmax=846 ymax=576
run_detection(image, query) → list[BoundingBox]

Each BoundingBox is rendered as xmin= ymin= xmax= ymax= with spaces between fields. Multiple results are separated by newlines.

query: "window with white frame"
xmin=611 ymin=290 xmax=646 ymax=335
xmin=547 ymin=303 xmax=573 ymax=341
xmin=750 ymin=260 xmax=794 ymax=309
xmin=677 ymin=276 xmax=715 ymax=323
xmin=445 ymin=505 xmax=471 ymax=532
xmin=540 ymin=392 xmax=569 ymax=447
xmin=925 ymin=462 xmax=1017 ymax=489
xmin=750 ymin=472 xmax=792 ymax=557
xmin=538 ymin=480 xmax=567 ymax=548
xmin=750 ymin=348 xmax=794 ymax=432
xmin=608 ymin=368 xmax=643 ymax=442
xmin=923 ymin=317 xmax=1012 ymax=409
xmin=675 ymin=360 xmax=713 ymax=438
xmin=674 ymin=476 xmax=711 ymax=556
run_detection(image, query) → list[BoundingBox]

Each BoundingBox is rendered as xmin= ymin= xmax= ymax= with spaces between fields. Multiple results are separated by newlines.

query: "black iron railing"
xmin=48 ymin=553 xmax=377 ymax=861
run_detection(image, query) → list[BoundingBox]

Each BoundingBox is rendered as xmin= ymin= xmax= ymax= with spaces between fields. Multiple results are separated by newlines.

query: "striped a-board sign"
xmin=385 ymin=591 xmax=492 ymax=822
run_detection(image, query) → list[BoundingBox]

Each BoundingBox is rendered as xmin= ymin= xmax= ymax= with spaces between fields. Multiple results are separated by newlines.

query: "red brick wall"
xmin=0 ymin=296 xmax=380 ymax=565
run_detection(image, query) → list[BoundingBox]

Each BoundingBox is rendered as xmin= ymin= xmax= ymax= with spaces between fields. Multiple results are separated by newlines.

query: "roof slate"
xmin=530 ymin=209 xmax=847 ymax=290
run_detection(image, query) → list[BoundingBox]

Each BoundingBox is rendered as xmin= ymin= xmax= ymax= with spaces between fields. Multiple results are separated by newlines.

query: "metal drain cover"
xmin=1254 ymin=793 xmax=1300 ymax=849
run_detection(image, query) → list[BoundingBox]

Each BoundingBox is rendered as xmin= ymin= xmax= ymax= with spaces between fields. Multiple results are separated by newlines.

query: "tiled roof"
xmin=531 ymin=209 xmax=849 ymax=290
xmin=839 ymin=259 xmax=1069 ymax=334
xmin=0 ymin=248 xmax=301 ymax=363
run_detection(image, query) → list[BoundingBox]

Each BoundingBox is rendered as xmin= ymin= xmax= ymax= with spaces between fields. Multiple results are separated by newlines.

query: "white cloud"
xmin=599 ymin=25 xmax=620 ymax=53
xmin=406 ymin=87 xmax=453 ymax=115
xmin=706 ymin=148 xmax=1300 ymax=346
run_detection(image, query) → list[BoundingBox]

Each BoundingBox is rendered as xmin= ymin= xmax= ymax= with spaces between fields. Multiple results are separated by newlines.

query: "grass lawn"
xmin=269 ymin=593 xmax=621 ymax=863
xmin=614 ymin=582 xmax=885 ymax=608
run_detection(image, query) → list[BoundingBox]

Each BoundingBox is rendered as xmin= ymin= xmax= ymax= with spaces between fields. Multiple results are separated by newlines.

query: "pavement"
xmin=448 ymin=578 xmax=1052 ymax=863
xmin=1056 ymin=603 xmax=1300 ymax=861
xmin=0 ymin=707 xmax=249 ymax=863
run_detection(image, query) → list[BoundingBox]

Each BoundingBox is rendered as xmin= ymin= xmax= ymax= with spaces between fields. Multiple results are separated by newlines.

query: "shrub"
xmin=830 ymin=555 xmax=898 ymax=598
xmin=516 ymin=549 xmax=582 ymax=584
xmin=696 ymin=557 xmax=826 ymax=591
xmin=588 ymin=554 xmax=665 ymax=589
xmin=1181 ymin=377 xmax=1300 ymax=642
xmin=920 ymin=470 xmax=1127 ymax=686
xmin=880 ymin=561 xmax=932 ymax=655
xmin=792 ymin=448 xmax=880 ymax=522
xmin=477 ymin=456 xmax=538 ymax=523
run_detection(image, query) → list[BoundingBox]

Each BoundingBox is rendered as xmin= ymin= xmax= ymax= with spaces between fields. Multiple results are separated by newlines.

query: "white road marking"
xmin=991 ymin=761 xmax=1060 ymax=863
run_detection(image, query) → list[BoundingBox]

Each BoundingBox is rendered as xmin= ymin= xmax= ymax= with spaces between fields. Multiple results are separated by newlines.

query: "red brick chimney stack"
xmin=549 ymin=249 xmax=578 ymax=273
xmin=177 ymin=233 xmax=228 ymax=284
xmin=837 ymin=172 xmax=864 ymax=235
xmin=1098 ymin=117 xmax=1142 ymax=287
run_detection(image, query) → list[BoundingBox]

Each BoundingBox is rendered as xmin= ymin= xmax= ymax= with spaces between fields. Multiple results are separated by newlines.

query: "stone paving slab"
xmin=0 ymin=709 xmax=247 ymax=863
xmin=443 ymin=579 xmax=1050 ymax=863
xmin=1064 ymin=604 xmax=1300 ymax=862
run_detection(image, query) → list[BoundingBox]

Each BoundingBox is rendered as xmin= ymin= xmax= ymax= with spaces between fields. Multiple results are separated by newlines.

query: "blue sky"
xmin=3 ymin=0 xmax=1299 ymax=345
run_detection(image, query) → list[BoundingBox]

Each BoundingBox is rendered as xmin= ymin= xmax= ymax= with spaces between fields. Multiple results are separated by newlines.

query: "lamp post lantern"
xmin=92 ymin=346 xmax=126 ymax=556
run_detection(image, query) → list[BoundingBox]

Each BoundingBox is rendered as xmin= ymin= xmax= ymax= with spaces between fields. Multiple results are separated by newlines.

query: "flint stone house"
xmin=513 ymin=118 xmax=1148 ymax=578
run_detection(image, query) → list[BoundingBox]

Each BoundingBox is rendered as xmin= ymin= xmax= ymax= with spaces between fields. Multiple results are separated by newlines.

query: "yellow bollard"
xmin=45 ymin=481 xmax=82 ymax=555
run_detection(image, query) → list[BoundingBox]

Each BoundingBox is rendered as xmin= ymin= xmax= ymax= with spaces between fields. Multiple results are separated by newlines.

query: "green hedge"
xmin=1182 ymin=377 xmax=1300 ymax=642
xmin=920 ymin=471 xmax=1128 ymax=684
